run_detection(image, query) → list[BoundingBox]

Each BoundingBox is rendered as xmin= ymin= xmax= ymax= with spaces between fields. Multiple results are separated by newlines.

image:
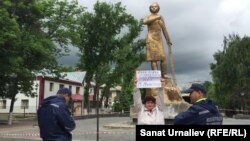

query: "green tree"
xmin=0 ymin=5 xmax=20 ymax=98
xmin=0 ymin=0 xmax=83 ymax=125
xmin=77 ymin=1 xmax=145 ymax=110
xmin=203 ymin=81 xmax=213 ymax=98
xmin=210 ymin=34 xmax=250 ymax=113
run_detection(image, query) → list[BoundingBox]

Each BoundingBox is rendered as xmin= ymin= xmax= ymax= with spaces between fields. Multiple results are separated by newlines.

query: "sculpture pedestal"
xmin=162 ymin=101 xmax=191 ymax=124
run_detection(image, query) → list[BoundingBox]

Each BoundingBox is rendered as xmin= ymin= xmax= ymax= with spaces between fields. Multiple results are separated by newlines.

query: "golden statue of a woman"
xmin=143 ymin=2 xmax=173 ymax=79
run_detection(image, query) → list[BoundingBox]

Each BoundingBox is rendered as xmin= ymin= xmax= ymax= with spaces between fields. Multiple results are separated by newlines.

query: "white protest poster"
xmin=136 ymin=70 xmax=161 ymax=88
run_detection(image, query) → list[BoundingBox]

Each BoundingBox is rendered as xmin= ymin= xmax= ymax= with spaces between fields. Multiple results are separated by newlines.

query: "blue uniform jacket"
xmin=174 ymin=99 xmax=223 ymax=125
xmin=37 ymin=96 xmax=76 ymax=141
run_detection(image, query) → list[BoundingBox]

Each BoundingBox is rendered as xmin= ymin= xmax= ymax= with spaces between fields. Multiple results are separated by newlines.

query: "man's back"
xmin=38 ymin=95 xmax=75 ymax=141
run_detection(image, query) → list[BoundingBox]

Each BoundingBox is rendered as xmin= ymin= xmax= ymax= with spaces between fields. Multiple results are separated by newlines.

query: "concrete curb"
xmin=103 ymin=121 xmax=135 ymax=129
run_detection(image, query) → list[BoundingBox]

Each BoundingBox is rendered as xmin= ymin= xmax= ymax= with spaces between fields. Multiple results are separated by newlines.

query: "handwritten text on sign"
xmin=136 ymin=70 xmax=161 ymax=88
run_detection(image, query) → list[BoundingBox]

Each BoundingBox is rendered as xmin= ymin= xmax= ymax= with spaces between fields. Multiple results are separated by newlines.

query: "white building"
xmin=0 ymin=71 xmax=86 ymax=116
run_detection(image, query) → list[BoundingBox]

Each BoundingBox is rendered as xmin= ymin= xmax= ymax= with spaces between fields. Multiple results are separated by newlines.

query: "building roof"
xmin=61 ymin=71 xmax=86 ymax=83
xmin=36 ymin=71 xmax=86 ymax=84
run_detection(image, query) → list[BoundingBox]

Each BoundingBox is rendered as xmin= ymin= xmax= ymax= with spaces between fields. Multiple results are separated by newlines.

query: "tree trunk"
xmin=8 ymin=93 xmax=16 ymax=125
xmin=8 ymin=79 xmax=18 ymax=125
xmin=104 ymin=94 xmax=111 ymax=108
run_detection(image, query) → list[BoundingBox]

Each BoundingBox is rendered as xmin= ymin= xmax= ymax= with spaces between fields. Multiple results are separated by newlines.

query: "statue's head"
xmin=149 ymin=2 xmax=160 ymax=13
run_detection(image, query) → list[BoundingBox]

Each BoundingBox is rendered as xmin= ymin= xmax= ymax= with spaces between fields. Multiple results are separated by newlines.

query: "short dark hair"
xmin=57 ymin=87 xmax=72 ymax=95
xmin=143 ymin=95 xmax=156 ymax=104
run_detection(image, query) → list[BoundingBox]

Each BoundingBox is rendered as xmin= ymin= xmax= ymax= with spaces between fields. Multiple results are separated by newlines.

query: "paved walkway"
xmin=1 ymin=117 xmax=250 ymax=141
xmin=0 ymin=117 xmax=135 ymax=141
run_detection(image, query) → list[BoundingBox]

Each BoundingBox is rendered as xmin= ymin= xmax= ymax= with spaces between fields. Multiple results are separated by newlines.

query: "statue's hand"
xmin=167 ymin=42 xmax=172 ymax=46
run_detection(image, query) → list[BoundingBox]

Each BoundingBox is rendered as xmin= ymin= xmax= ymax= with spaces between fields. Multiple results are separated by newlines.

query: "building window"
xmin=0 ymin=100 xmax=7 ymax=109
xmin=21 ymin=99 xmax=29 ymax=109
xmin=69 ymin=85 xmax=72 ymax=91
xmin=59 ymin=84 xmax=64 ymax=89
xmin=49 ymin=83 xmax=54 ymax=91
xmin=76 ymin=87 xmax=80 ymax=94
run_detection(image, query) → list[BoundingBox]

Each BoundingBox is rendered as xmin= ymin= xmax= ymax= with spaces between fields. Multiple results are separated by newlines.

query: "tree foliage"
xmin=0 ymin=0 xmax=83 ymax=97
xmin=77 ymin=1 xmax=145 ymax=110
xmin=0 ymin=0 xmax=84 ymax=125
xmin=210 ymin=34 xmax=250 ymax=109
xmin=0 ymin=5 xmax=20 ymax=98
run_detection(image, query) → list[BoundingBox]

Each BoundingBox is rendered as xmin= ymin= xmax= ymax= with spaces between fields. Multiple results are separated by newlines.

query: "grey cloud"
xmin=59 ymin=0 xmax=250 ymax=87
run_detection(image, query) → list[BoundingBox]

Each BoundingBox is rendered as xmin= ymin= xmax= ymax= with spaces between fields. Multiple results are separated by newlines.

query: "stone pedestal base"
xmin=163 ymin=101 xmax=191 ymax=118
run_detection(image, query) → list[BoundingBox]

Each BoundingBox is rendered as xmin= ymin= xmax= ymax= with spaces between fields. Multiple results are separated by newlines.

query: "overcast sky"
xmin=58 ymin=0 xmax=250 ymax=88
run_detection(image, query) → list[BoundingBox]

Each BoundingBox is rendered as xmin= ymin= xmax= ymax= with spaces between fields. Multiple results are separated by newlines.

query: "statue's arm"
xmin=159 ymin=17 xmax=172 ymax=45
xmin=133 ymin=88 xmax=143 ymax=113
xmin=143 ymin=15 xmax=161 ymax=25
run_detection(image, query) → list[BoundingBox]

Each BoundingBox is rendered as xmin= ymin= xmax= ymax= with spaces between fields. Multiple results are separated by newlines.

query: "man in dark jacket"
xmin=174 ymin=83 xmax=223 ymax=125
xmin=38 ymin=87 xmax=76 ymax=141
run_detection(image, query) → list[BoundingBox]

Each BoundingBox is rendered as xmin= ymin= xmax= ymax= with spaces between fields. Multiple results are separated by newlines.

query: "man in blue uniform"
xmin=38 ymin=87 xmax=76 ymax=141
xmin=174 ymin=83 xmax=223 ymax=125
